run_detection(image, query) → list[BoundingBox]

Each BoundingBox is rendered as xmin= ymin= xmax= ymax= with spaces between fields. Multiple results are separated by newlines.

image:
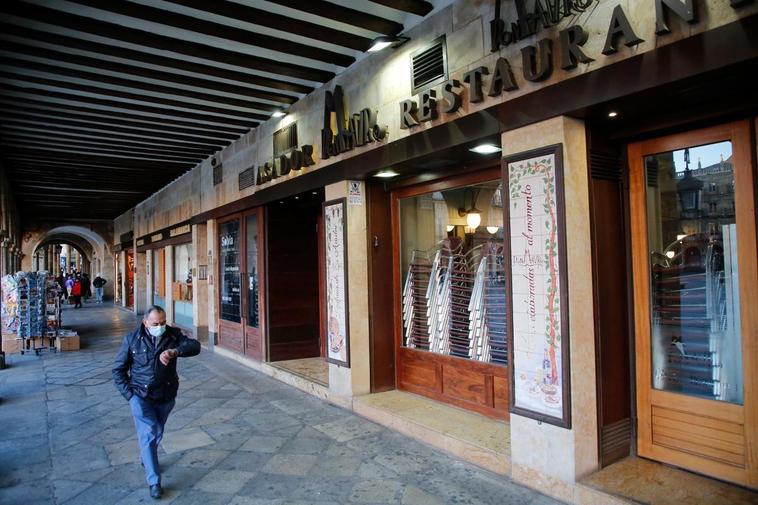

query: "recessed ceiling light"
xmin=608 ymin=111 xmax=619 ymax=118
xmin=294 ymin=196 xmax=299 ymax=200
xmin=272 ymin=110 xmax=286 ymax=117
xmin=367 ymin=35 xmax=409 ymax=52
xmin=312 ymin=191 xmax=318 ymax=195
xmin=375 ymin=170 xmax=399 ymax=178
xmin=469 ymin=144 xmax=501 ymax=155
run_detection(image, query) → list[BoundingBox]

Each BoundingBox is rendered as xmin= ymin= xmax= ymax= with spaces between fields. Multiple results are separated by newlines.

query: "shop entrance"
xmin=125 ymin=248 xmax=134 ymax=309
xmin=628 ymin=120 xmax=758 ymax=487
xmin=218 ymin=207 xmax=266 ymax=360
xmin=266 ymin=195 xmax=324 ymax=364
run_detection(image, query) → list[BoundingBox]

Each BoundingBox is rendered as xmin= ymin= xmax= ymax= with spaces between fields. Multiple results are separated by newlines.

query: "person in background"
xmin=65 ymin=274 xmax=74 ymax=300
xmin=93 ymin=273 xmax=107 ymax=303
xmin=71 ymin=275 xmax=83 ymax=308
xmin=57 ymin=271 xmax=68 ymax=301
xmin=112 ymin=305 xmax=200 ymax=499
xmin=82 ymin=272 xmax=92 ymax=300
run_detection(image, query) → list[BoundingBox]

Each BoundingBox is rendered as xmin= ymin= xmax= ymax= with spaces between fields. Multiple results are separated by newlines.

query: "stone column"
xmin=164 ymin=245 xmax=174 ymax=325
xmin=206 ymin=219 xmax=218 ymax=349
xmin=134 ymin=251 xmax=147 ymax=315
xmin=145 ymin=249 xmax=153 ymax=308
xmin=324 ymin=181 xmax=371 ymax=405
xmin=192 ymin=224 xmax=208 ymax=344
xmin=503 ymin=116 xmax=599 ymax=503
xmin=119 ymin=251 xmax=127 ymax=307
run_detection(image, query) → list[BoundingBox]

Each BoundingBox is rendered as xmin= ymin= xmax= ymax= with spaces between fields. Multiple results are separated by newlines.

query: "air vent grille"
xmin=411 ymin=36 xmax=447 ymax=95
xmin=590 ymin=151 xmax=622 ymax=182
xmin=213 ymin=163 xmax=223 ymax=186
xmin=239 ymin=166 xmax=255 ymax=191
xmin=274 ymin=122 xmax=298 ymax=157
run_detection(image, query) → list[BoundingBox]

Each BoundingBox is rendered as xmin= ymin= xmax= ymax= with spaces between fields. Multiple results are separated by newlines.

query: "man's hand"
xmin=159 ymin=349 xmax=178 ymax=366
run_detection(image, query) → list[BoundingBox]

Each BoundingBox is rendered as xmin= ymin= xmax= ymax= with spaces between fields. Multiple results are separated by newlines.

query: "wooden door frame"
xmin=217 ymin=213 xmax=245 ymax=355
xmin=628 ymin=119 xmax=758 ymax=487
xmin=241 ymin=207 xmax=267 ymax=361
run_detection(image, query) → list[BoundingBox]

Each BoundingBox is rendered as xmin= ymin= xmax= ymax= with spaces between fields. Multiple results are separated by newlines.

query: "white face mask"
xmin=147 ymin=325 xmax=166 ymax=338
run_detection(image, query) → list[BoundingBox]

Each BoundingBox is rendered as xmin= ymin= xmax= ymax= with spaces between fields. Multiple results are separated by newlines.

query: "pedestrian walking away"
xmin=82 ymin=272 xmax=92 ymax=300
xmin=93 ymin=273 xmax=107 ymax=303
xmin=71 ymin=275 xmax=83 ymax=308
xmin=112 ymin=305 xmax=201 ymax=499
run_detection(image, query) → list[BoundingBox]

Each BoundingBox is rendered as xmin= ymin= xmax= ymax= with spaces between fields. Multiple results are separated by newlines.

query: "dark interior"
xmin=266 ymin=191 xmax=323 ymax=362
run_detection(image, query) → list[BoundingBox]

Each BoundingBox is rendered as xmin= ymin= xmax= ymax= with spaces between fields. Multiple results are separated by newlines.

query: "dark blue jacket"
xmin=112 ymin=323 xmax=200 ymax=402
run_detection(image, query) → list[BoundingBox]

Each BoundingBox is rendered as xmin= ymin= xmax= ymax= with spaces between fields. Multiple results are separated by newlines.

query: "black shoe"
xmin=149 ymin=484 xmax=162 ymax=499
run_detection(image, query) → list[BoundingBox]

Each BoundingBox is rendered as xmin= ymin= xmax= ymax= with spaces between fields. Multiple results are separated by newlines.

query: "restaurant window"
xmin=173 ymin=243 xmax=193 ymax=329
xmin=399 ymin=179 xmax=507 ymax=365
xmin=219 ymin=219 xmax=241 ymax=323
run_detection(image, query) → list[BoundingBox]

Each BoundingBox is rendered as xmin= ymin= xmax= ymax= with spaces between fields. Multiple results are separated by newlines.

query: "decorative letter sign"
xmin=323 ymin=198 xmax=350 ymax=367
xmin=504 ymin=144 xmax=570 ymax=428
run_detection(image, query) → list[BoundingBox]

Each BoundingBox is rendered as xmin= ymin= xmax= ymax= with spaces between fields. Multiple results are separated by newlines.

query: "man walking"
xmin=112 ymin=305 xmax=200 ymax=499
xmin=93 ymin=273 xmax=107 ymax=303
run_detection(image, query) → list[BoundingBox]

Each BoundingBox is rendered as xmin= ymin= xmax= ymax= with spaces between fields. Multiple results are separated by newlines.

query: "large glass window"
xmin=246 ymin=214 xmax=260 ymax=328
xmin=399 ymin=180 xmax=507 ymax=365
xmin=173 ymin=243 xmax=193 ymax=328
xmin=219 ymin=220 xmax=241 ymax=323
xmin=645 ymin=141 xmax=742 ymax=404
xmin=152 ymin=249 xmax=165 ymax=309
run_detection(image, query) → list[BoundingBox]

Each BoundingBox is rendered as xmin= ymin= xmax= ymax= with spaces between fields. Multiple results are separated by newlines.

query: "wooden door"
xmin=126 ymin=249 xmax=134 ymax=309
xmin=218 ymin=215 xmax=244 ymax=354
xmin=629 ymin=120 xmax=758 ymax=487
xmin=243 ymin=208 xmax=266 ymax=360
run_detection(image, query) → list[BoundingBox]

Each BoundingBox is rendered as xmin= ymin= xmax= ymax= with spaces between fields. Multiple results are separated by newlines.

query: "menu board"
xmin=504 ymin=144 xmax=571 ymax=429
xmin=219 ymin=219 xmax=241 ymax=323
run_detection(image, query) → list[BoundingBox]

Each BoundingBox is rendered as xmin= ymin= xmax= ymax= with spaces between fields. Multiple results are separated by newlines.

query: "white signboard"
xmin=324 ymin=198 xmax=350 ymax=367
xmin=505 ymin=144 xmax=570 ymax=428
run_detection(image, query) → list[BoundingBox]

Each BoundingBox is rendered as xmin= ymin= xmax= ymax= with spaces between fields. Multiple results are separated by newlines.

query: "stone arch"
xmin=22 ymin=225 xmax=115 ymax=300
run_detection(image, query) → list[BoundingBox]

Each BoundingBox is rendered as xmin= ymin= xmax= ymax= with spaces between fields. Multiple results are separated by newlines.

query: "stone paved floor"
xmin=0 ymin=302 xmax=563 ymax=505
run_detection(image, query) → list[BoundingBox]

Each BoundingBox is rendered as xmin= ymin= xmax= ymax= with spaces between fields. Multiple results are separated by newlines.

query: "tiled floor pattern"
xmin=0 ymin=302 xmax=561 ymax=505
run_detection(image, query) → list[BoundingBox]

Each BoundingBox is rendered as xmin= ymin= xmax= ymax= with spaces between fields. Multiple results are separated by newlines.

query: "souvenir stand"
xmin=1 ymin=271 xmax=61 ymax=355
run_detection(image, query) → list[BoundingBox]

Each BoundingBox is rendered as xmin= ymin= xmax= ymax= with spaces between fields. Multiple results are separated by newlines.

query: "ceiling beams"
xmin=0 ymin=0 xmax=438 ymax=222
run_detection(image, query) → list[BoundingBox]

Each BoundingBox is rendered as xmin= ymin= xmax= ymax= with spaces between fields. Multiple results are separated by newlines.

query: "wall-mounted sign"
xmin=400 ymin=0 xmax=748 ymax=130
xmin=150 ymin=233 xmax=163 ymax=242
xmin=323 ymin=198 xmax=350 ymax=367
xmin=322 ymin=85 xmax=387 ymax=160
xmin=504 ymin=144 xmax=571 ymax=428
xmin=169 ymin=223 xmax=191 ymax=237
xmin=255 ymin=145 xmax=316 ymax=185
xmin=136 ymin=239 xmax=145 ymax=247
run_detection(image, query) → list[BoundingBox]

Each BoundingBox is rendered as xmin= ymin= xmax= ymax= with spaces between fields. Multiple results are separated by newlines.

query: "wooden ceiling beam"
xmin=0 ymin=71 xmax=269 ymax=123
xmin=3 ymin=147 xmax=194 ymax=169
xmin=0 ymin=2 xmax=336 ymax=82
xmin=69 ymin=0 xmax=355 ymax=67
xmin=0 ymin=124 xmax=224 ymax=151
xmin=0 ymin=24 xmax=312 ymax=95
xmin=0 ymin=82 xmax=256 ymax=131
xmin=265 ymin=0 xmax=403 ymax=35
xmin=1 ymin=118 xmax=233 ymax=147
xmin=0 ymin=55 xmax=284 ymax=113
xmin=0 ymin=105 xmax=242 ymax=141
xmin=1 ymin=139 xmax=204 ymax=164
xmin=1 ymin=131 xmax=213 ymax=156
xmin=369 ymin=0 xmax=433 ymax=16
xmin=164 ymin=0 xmax=371 ymax=51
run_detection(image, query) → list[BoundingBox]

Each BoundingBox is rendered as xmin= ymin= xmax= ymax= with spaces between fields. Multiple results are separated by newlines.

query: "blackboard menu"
xmin=219 ymin=219 xmax=241 ymax=323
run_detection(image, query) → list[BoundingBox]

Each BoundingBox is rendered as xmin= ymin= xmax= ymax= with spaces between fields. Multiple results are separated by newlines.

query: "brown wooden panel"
xmin=493 ymin=376 xmax=509 ymax=412
xmin=218 ymin=320 xmax=243 ymax=354
xmin=398 ymin=350 xmax=440 ymax=393
xmin=441 ymin=364 xmax=487 ymax=406
xmin=367 ymin=181 xmax=396 ymax=392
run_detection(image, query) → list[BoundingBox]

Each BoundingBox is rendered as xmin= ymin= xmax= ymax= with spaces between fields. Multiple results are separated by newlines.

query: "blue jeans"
xmin=95 ymin=287 xmax=104 ymax=302
xmin=129 ymin=395 xmax=175 ymax=486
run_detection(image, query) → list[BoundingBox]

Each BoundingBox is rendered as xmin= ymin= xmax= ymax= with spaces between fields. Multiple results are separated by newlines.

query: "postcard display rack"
xmin=403 ymin=238 xmax=508 ymax=365
xmin=1 ymin=272 xmax=61 ymax=355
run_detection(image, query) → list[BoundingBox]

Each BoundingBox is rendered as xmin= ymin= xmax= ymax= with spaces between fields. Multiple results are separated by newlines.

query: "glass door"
xmin=243 ymin=208 xmax=265 ymax=360
xmin=218 ymin=217 xmax=243 ymax=353
xmin=628 ymin=121 xmax=758 ymax=488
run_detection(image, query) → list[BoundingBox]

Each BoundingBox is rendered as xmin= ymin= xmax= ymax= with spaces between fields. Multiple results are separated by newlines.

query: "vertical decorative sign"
xmin=323 ymin=198 xmax=350 ymax=367
xmin=504 ymin=144 xmax=571 ymax=428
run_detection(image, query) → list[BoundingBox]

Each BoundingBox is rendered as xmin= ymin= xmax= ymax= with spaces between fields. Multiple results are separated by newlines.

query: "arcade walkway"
xmin=0 ymin=303 xmax=561 ymax=505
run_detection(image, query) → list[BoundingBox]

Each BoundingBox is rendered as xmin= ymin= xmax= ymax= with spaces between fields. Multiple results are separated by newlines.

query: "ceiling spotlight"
xmin=608 ymin=111 xmax=619 ymax=118
xmin=272 ymin=110 xmax=287 ymax=117
xmin=374 ymin=169 xmax=399 ymax=178
xmin=312 ymin=191 xmax=318 ymax=195
xmin=294 ymin=196 xmax=299 ymax=200
xmin=469 ymin=144 xmax=501 ymax=155
xmin=368 ymin=35 xmax=410 ymax=52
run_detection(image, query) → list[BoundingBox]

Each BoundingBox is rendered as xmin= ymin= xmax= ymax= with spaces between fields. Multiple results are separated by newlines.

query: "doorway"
xmin=217 ymin=207 xmax=266 ymax=360
xmin=628 ymin=120 xmax=758 ymax=487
